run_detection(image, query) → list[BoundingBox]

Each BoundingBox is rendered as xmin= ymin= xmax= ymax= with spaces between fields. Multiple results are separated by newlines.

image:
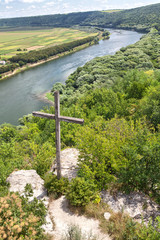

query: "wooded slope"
xmin=0 ymin=3 xmax=160 ymax=32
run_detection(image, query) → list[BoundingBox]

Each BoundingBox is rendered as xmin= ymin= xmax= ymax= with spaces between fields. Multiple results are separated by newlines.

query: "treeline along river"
xmin=0 ymin=29 xmax=143 ymax=125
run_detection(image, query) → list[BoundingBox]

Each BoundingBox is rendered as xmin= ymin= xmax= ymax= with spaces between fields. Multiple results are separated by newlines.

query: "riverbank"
xmin=0 ymin=33 xmax=104 ymax=82
xmin=0 ymin=29 xmax=142 ymax=125
xmin=37 ymin=91 xmax=54 ymax=106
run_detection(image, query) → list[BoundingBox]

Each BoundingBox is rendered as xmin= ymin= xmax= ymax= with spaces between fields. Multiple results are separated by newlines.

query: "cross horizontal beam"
xmin=32 ymin=111 xmax=84 ymax=124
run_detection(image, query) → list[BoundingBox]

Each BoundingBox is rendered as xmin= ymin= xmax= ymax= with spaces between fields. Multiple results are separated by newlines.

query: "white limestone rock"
xmin=53 ymin=148 xmax=80 ymax=180
xmin=7 ymin=169 xmax=54 ymax=235
xmin=7 ymin=170 xmax=46 ymax=199
xmin=104 ymin=212 xmax=111 ymax=220
xmin=101 ymin=191 xmax=160 ymax=223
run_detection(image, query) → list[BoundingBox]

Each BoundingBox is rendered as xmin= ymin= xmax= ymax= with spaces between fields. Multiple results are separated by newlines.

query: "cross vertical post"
xmin=32 ymin=91 xmax=84 ymax=179
xmin=54 ymin=91 xmax=61 ymax=179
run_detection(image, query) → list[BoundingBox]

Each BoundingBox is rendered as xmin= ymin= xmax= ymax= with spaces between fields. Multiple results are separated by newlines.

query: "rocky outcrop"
xmin=53 ymin=148 xmax=79 ymax=181
xmin=7 ymin=169 xmax=54 ymax=236
xmin=101 ymin=190 xmax=160 ymax=223
xmin=7 ymin=170 xmax=46 ymax=200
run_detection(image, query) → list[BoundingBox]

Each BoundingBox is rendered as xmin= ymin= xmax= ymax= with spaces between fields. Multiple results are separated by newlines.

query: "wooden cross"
xmin=32 ymin=91 xmax=84 ymax=179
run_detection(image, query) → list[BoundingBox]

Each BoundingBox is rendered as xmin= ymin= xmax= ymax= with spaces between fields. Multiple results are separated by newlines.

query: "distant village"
xmin=0 ymin=60 xmax=6 ymax=65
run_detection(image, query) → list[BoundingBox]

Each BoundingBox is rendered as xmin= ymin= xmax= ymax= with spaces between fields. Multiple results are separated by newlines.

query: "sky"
xmin=0 ymin=0 xmax=159 ymax=19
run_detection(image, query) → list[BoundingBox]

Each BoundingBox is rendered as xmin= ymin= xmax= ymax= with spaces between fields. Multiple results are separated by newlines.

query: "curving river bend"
xmin=0 ymin=29 xmax=143 ymax=125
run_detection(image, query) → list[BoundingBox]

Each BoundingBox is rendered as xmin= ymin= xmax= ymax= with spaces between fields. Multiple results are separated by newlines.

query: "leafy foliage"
xmin=66 ymin=177 xmax=100 ymax=206
xmin=44 ymin=173 xmax=69 ymax=198
xmin=0 ymin=192 xmax=47 ymax=240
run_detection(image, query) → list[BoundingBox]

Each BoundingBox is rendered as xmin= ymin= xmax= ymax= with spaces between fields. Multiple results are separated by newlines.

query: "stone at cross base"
xmin=53 ymin=148 xmax=79 ymax=181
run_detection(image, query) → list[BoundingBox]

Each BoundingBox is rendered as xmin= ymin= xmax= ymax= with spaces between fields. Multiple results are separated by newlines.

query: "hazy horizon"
xmin=0 ymin=0 xmax=159 ymax=19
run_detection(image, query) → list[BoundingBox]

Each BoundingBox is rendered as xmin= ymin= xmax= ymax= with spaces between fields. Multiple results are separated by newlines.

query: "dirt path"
xmin=49 ymin=148 xmax=111 ymax=240
xmin=49 ymin=196 xmax=111 ymax=240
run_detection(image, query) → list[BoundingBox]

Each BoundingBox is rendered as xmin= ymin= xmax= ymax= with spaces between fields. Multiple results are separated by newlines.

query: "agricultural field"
xmin=102 ymin=9 xmax=123 ymax=13
xmin=0 ymin=28 xmax=97 ymax=59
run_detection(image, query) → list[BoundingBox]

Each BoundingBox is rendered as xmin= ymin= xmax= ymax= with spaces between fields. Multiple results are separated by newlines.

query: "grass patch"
xmin=0 ymin=28 xmax=96 ymax=59
xmin=102 ymin=9 xmax=123 ymax=13
xmin=61 ymin=224 xmax=98 ymax=240
xmin=68 ymin=201 xmax=112 ymax=234
xmin=67 ymin=201 xmax=160 ymax=240
xmin=46 ymin=92 xmax=54 ymax=102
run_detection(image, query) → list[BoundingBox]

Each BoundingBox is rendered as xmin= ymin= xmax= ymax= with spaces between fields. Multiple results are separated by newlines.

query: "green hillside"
xmin=0 ymin=3 xmax=160 ymax=32
xmin=82 ymin=3 xmax=160 ymax=32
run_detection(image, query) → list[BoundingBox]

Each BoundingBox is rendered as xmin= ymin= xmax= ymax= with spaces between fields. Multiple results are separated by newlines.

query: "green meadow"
xmin=0 ymin=28 xmax=96 ymax=58
xmin=102 ymin=9 xmax=122 ymax=13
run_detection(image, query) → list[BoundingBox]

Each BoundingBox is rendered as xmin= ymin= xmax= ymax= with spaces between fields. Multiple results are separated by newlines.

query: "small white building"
xmin=0 ymin=61 xmax=6 ymax=65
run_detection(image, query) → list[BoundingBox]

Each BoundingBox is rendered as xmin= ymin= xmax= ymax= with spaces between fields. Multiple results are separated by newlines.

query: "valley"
xmin=0 ymin=3 xmax=160 ymax=240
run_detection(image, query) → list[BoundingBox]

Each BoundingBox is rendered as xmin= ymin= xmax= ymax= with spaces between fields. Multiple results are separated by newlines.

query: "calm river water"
xmin=0 ymin=29 xmax=143 ymax=125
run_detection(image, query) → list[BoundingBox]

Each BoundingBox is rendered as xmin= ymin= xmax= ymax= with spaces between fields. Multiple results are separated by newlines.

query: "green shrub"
xmin=118 ymin=122 xmax=160 ymax=197
xmin=137 ymin=85 xmax=160 ymax=128
xmin=51 ymin=82 xmax=66 ymax=94
xmin=44 ymin=173 xmax=69 ymax=198
xmin=32 ymin=142 xmax=55 ymax=177
xmin=0 ymin=192 xmax=47 ymax=240
xmin=66 ymin=177 xmax=100 ymax=206
xmin=0 ymin=124 xmax=17 ymax=142
xmin=138 ymin=217 xmax=160 ymax=239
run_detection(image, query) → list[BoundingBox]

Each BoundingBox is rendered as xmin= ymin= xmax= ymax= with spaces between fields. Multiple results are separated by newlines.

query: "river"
xmin=0 ymin=29 xmax=143 ymax=125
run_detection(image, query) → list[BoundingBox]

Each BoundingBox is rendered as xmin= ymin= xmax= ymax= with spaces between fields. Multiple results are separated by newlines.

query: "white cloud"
xmin=62 ymin=3 xmax=69 ymax=9
xmin=6 ymin=5 xmax=13 ymax=8
xmin=45 ymin=1 xmax=56 ymax=6
xmin=20 ymin=0 xmax=45 ymax=3
xmin=95 ymin=0 xmax=108 ymax=3
xmin=4 ymin=0 xmax=13 ymax=3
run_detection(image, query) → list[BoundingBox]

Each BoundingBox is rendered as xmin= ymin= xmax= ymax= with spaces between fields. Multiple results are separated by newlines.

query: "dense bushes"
xmin=137 ymin=85 xmax=160 ymax=128
xmin=66 ymin=177 xmax=100 ymax=206
xmin=0 ymin=192 xmax=47 ymax=239
xmin=44 ymin=173 xmax=69 ymax=198
xmin=0 ymin=122 xmax=55 ymax=196
xmin=76 ymin=117 xmax=160 ymax=196
xmin=44 ymin=174 xmax=100 ymax=206
xmin=54 ymin=67 xmax=160 ymax=202
xmin=0 ymin=63 xmax=19 ymax=74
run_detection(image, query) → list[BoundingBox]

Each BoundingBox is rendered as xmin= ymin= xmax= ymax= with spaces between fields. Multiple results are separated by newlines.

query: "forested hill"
xmin=82 ymin=3 xmax=160 ymax=32
xmin=0 ymin=11 xmax=94 ymax=29
xmin=0 ymin=3 xmax=160 ymax=32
